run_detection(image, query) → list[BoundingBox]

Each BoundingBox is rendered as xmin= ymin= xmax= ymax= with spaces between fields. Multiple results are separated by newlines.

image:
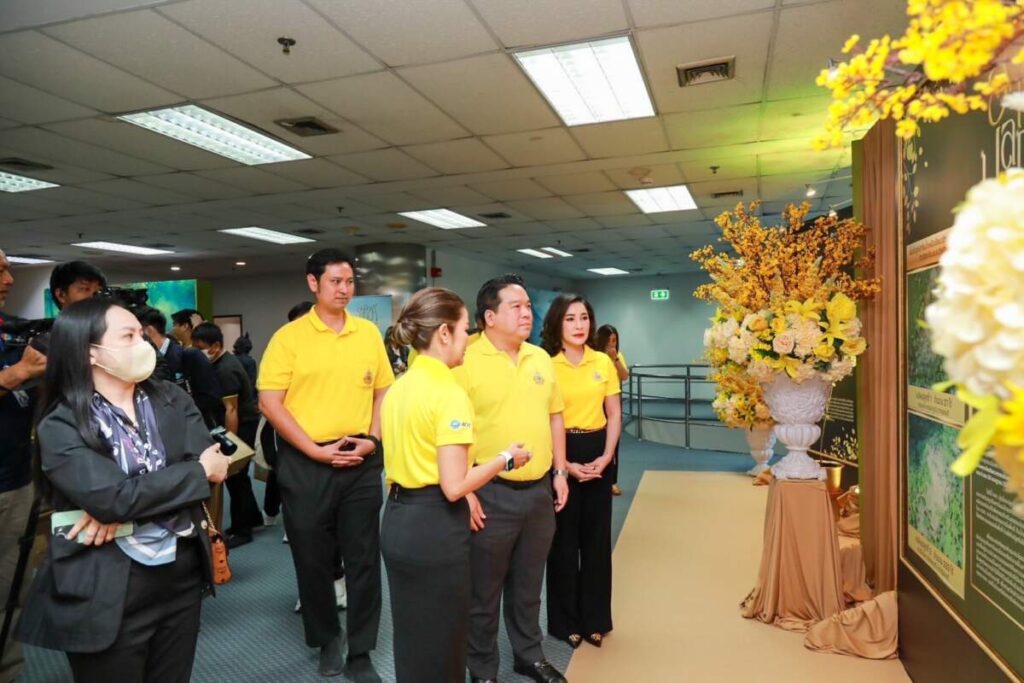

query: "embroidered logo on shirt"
xmin=363 ymin=370 xmax=373 ymax=385
xmin=594 ymin=372 xmax=603 ymax=382
xmin=450 ymin=420 xmax=472 ymax=430
xmin=533 ymin=371 xmax=545 ymax=385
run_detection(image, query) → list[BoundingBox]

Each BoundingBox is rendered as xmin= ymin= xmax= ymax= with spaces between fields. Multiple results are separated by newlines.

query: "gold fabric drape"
xmin=856 ymin=119 xmax=901 ymax=592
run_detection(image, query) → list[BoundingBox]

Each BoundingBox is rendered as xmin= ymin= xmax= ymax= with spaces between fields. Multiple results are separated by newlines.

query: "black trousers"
xmin=381 ymin=485 xmax=470 ymax=683
xmin=225 ymin=419 xmax=263 ymax=535
xmin=276 ymin=440 xmax=382 ymax=653
xmin=66 ymin=538 xmax=203 ymax=683
xmin=468 ymin=478 xmax=556 ymax=679
xmin=546 ymin=430 xmax=613 ymax=639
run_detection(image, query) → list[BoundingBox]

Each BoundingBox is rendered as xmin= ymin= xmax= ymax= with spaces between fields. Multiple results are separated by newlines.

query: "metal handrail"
xmin=626 ymin=363 xmax=728 ymax=447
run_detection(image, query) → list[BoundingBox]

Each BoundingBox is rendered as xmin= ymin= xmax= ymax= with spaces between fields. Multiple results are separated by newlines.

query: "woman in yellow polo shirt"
xmin=595 ymin=324 xmax=629 ymax=496
xmin=380 ymin=288 xmax=530 ymax=682
xmin=540 ymin=294 xmax=622 ymax=650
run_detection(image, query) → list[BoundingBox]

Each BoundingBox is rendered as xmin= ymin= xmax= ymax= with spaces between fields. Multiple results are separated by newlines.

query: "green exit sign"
xmin=650 ymin=289 xmax=670 ymax=301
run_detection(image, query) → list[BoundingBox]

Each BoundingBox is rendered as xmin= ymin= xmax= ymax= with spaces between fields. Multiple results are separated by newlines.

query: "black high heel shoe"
xmin=566 ymin=634 xmax=582 ymax=649
xmin=584 ymin=633 xmax=603 ymax=648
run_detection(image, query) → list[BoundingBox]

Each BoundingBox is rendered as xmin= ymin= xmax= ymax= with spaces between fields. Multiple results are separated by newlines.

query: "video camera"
xmin=0 ymin=286 xmax=149 ymax=353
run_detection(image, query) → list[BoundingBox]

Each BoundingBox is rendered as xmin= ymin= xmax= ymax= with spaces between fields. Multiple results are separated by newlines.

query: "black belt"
xmin=566 ymin=427 xmax=605 ymax=434
xmin=388 ymin=484 xmax=446 ymax=501
xmin=491 ymin=475 xmax=548 ymax=490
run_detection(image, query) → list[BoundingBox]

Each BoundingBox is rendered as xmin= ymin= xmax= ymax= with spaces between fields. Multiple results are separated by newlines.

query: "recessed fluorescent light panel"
xmin=0 ymin=171 xmax=59 ymax=193
xmin=397 ymin=209 xmax=485 ymax=230
xmin=219 ymin=227 xmax=315 ymax=245
xmin=5 ymin=256 xmax=54 ymax=264
xmin=588 ymin=267 xmax=629 ymax=276
xmin=73 ymin=241 xmax=174 ymax=256
xmin=513 ymin=35 xmax=655 ymax=126
xmin=541 ymin=247 xmax=573 ymax=258
xmin=625 ymin=185 xmax=698 ymax=213
xmin=518 ymin=248 xmax=554 ymax=259
xmin=118 ymin=105 xmax=310 ymax=166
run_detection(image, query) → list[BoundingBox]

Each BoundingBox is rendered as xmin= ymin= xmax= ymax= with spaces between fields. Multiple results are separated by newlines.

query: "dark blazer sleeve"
xmin=37 ymin=405 xmax=211 ymax=525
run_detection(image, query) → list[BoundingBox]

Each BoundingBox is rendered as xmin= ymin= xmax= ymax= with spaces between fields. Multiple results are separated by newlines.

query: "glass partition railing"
xmin=623 ymin=364 xmax=728 ymax=448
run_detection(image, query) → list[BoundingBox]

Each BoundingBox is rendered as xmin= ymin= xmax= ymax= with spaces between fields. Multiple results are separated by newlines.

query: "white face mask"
xmin=92 ymin=341 xmax=156 ymax=383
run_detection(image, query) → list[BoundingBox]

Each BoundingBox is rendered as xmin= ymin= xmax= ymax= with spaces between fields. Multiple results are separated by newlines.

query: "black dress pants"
xmin=224 ymin=419 xmax=263 ymax=535
xmin=276 ymin=440 xmax=382 ymax=653
xmin=66 ymin=538 xmax=203 ymax=683
xmin=467 ymin=478 xmax=556 ymax=679
xmin=546 ymin=430 xmax=613 ymax=640
xmin=381 ymin=485 xmax=470 ymax=683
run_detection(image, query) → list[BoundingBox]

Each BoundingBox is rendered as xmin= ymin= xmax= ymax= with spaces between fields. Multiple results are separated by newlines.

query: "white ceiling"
xmin=0 ymin=0 xmax=906 ymax=279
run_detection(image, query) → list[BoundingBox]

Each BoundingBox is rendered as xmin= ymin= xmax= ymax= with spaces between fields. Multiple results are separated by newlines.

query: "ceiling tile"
xmin=44 ymin=10 xmax=277 ymax=99
xmin=605 ymin=163 xmax=685 ymax=189
xmin=664 ymin=104 xmax=761 ymax=149
xmin=758 ymin=169 xmax=837 ymax=201
xmin=543 ymin=218 xmax=603 ymax=232
xmin=637 ymin=14 xmax=771 ymax=113
xmin=30 ymin=186 xmax=149 ymax=212
xmin=0 ymin=31 xmax=179 ymax=112
xmin=758 ymin=148 xmax=842 ymax=177
xmin=410 ymin=186 xmax=494 ymax=207
xmin=562 ymin=191 xmax=639 ymax=216
xmin=535 ymin=172 xmax=616 ymax=195
xmin=687 ymin=176 xmax=758 ymax=207
xmin=595 ymin=214 xmax=654 ymax=228
xmin=403 ymin=138 xmax=510 ymax=175
xmin=470 ymin=0 xmax=627 ymax=48
xmin=483 ymin=129 xmax=586 ymax=167
xmin=358 ymin=192 xmax=437 ymax=213
xmin=330 ymin=148 xmax=439 ymax=182
xmin=679 ymin=154 xmax=758 ymax=183
xmin=263 ymin=159 xmax=368 ymax=188
xmin=760 ymin=97 xmax=831 ymax=141
xmin=571 ymin=118 xmax=668 ymax=158
xmin=768 ymin=1 xmax=907 ymax=100
xmin=139 ymin=172 xmax=253 ymax=201
xmin=79 ymin=178 xmax=192 ymax=206
xmin=0 ymin=127 xmax=169 ymax=176
xmin=627 ymin=0 xmax=775 ymax=27
xmin=507 ymin=197 xmax=585 ymax=220
xmin=202 ymin=88 xmax=388 ymax=157
xmin=0 ymin=76 xmax=97 ymax=124
xmin=646 ymin=208 xmax=706 ymax=224
xmin=399 ymin=53 xmax=560 ymax=135
xmin=298 ymin=72 xmax=468 ymax=146
xmin=0 ymin=118 xmax=18 ymax=129
xmin=194 ymin=167 xmax=310 ymax=194
xmin=160 ymin=0 xmax=380 ymax=83
xmin=470 ymin=178 xmax=553 ymax=201
xmin=44 ymin=118 xmax=232 ymax=171
xmin=306 ymin=0 xmax=497 ymax=66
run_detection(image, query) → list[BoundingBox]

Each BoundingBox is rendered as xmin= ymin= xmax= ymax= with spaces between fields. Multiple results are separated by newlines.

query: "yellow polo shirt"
xmin=257 ymin=308 xmax=395 ymax=442
xmin=382 ymin=355 xmax=474 ymax=488
xmin=553 ymin=347 xmax=620 ymax=430
xmin=453 ymin=333 xmax=564 ymax=482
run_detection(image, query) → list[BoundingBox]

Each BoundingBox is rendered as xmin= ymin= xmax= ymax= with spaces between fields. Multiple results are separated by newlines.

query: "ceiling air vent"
xmin=676 ymin=57 xmax=735 ymax=87
xmin=573 ymin=248 xmax=592 ymax=253
xmin=478 ymin=211 xmax=512 ymax=220
xmin=145 ymin=243 xmax=175 ymax=249
xmin=711 ymin=189 xmax=744 ymax=199
xmin=274 ymin=117 xmax=339 ymax=137
xmin=295 ymin=228 xmax=325 ymax=235
xmin=0 ymin=157 xmax=54 ymax=172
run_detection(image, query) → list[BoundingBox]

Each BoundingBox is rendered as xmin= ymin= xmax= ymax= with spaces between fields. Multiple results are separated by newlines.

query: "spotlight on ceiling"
xmin=805 ymin=184 xmax=817 ymax=198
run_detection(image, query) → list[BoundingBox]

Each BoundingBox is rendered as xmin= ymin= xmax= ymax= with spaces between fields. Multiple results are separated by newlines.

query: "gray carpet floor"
xmin=20 ymin=432 xmax=757 ymax=682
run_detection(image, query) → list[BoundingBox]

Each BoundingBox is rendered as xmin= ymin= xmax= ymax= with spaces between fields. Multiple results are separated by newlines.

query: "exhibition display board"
xmin=899 ymin=110 xmax=1023 ymax=681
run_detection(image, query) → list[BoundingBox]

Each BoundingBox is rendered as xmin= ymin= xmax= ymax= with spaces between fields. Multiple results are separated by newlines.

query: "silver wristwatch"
xmin=552 ymin=468 xmax=568 ymax=478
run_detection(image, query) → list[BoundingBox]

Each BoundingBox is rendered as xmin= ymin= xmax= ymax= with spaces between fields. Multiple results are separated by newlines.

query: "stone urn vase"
xmin=761 ymin=374 xmax=829 ymax=480
xmin=744 ymin=425 xmax=776 ymax=477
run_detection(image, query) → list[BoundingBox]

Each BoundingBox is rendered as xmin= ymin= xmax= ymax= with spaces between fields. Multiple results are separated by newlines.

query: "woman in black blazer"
xmin=16 ymin=298 xmax=228 ymax=682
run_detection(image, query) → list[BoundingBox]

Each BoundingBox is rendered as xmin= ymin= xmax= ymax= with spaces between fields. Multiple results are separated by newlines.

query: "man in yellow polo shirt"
xmin=258 ymin=248 xmax=394 ymax=682
xmin=454 ymin=274 xmax=569 ymax=683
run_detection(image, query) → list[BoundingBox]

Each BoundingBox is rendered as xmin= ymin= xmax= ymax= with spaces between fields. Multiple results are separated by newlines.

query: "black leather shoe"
xmin=512 ymin=660 xmax=566 ymax=683
xmin=226 ymin=532 xmax=253 ymax=549
xmin=469 ymin=678 xmax=498 ymax=683
xmin=318 ymin=636 xmax=344 ymax=677
xmin=345 ymin=654 xmax=382 ymax=683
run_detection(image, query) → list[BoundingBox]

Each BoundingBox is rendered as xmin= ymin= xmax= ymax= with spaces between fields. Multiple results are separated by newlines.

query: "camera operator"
xmin=49 ymin=261 xmax=106 ymax=311
xmin=0 ymin=249 xmax=46 ymax=681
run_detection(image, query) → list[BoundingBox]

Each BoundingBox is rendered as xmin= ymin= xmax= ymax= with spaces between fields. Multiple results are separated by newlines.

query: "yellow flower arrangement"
xmin=710 ymin=364 xmax=773 ymax=429
xmin=693 ymin=202 xmax=880 ymax=384
xmin=815 ymin=0 xmax=1024 ymax=148
xmin=925 ymin=170 xmax=1024 ymax=514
